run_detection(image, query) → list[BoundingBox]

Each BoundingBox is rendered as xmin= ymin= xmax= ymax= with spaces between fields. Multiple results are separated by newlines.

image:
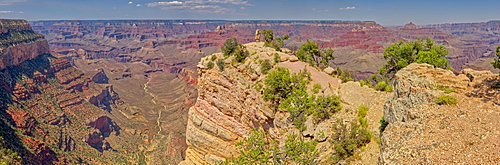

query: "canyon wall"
xmin=0 ymin=19 xmax=144 ymax=164
xmin=0 ymin=19 xmax=49 ymax=69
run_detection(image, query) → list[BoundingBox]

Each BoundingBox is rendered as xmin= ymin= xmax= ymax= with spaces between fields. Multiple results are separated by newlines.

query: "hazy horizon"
xmin=1 ymin=0 xmax=500 ymax=26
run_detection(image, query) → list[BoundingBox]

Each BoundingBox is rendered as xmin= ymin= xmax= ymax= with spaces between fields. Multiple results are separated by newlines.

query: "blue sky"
xmin=0 ymin=0 xmax=499 ymax=25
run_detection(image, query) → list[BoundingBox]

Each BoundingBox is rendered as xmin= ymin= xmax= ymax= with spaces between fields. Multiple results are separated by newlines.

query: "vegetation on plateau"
xmin=261 ymin=29 xmax=289 ymax=51
xmin=263 ymin=67 xmax=342 ymax=131
xmin=296 ymin=39 xmax=335 ymax=68
xmin=492 ymin=46 xmax=500 ymax=75
xmin=0 ymin=29 xmax=44 ymax=49
xmin=221 ymin=38 xmax=249 ymax=63
xmin=436 ymin=95 xmax=457 ymax=105
xmin=335 ymin=67 xmax=354 ymax=83
xmin=379 ymin=116 xmax=389 ymax=133
xmin=330 ymin=105 xmax=372 ymax=163
xmin=0 ymin=137 xmax=22 ymax=165
xmin=379 ymin=38 xmax=452 ymax=80
xmin=221 ymin=129 xmax=318 ymax=164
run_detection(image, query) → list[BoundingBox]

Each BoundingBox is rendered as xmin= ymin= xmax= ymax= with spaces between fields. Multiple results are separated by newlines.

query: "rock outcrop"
xmin=0 ymin=19 xmax=49 ymax=69
xmin=380 ymin=63 xmax=500 ymax=164
xmin=181 ymin=42 xmax=389 ymax=164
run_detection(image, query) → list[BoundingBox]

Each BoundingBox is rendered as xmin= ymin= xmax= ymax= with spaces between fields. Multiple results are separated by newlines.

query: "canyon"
xmin=0 ymin=18 xmax=498 ymax=164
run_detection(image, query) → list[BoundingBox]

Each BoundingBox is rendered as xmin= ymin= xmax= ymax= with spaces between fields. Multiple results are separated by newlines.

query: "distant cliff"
xmin=0 ymin=19 xmax=49 ymax=69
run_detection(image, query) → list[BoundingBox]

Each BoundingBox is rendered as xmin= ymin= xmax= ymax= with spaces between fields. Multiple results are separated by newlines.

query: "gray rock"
xmin=324 ymin=67 xmax=335 ymax=75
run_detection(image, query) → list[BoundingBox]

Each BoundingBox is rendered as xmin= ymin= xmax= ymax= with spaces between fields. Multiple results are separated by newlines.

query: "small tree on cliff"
xmin=221 ymin=38 xmax=248 ymax=63
xmin=492 ymin=46 xmax=500 ymax=75
xmin=379 ymin=38 xmax=452 ymax=79
xmin=296 ymin=39 xmax=334 ymax=68
xmin=262 ymin=29 xmax=289 ymax=51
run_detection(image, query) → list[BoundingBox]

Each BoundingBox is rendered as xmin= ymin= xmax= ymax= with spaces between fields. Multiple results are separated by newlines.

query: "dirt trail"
xmin=143 ymin=77 xmax=165 ymax=135
xmin=339 ymin=82 xmax=390 ymax=164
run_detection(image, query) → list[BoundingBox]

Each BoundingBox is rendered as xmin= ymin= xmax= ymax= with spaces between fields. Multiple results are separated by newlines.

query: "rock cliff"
xmin=181 ymin=42 xmax=390 ymax=164
xmin=381 ymin=63 xmax=500 ymax=163
xmin=0 ymin=19 xmax=143 ymax=164
xmin=0 ymin=19 xmax=49 ymax=69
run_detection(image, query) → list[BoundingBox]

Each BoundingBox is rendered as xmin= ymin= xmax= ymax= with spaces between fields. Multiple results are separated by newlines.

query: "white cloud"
xmin=0 ymin=0 xmax=26 ymax=6
xmin=136 ymin=4 xmax=142 ymax=7
xmin=146 ymin=0 xmax=251 ymax=14
xmin=128 ymin=1 xmax=133 ymax=4
xmin=339 ymin=6 xmax=356 ymax=10
xmin=0 ymin=10 xmax=22 ymax=13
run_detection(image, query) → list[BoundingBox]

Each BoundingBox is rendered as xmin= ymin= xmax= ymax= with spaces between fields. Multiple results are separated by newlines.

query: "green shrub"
xmin=436 ymin=95 xmax=457 ymax=105
xmin=312 ymin=83 xmax=321 ymax=94
xmin=384 ymin=84 xmax=393 ymax=92
xmin=263 ymin=67 xmax=296 ymax=106
xmin=222 ymin=129 xmax=318 ymax=165
xmin=336 ymin=67 xmax=354 ymax=82
xmin=440 ymin=88 xmax=456 ymax=93
xmin=264 ymin=67 xmax=340 ymax=130
xmin=221 ymin=38 xmax=248 ymax=62
xmin=359 ymin=77 xmax=372 ymax=87
xmin=358 ymin=80 xmax=368 ymax=87
xmin=492 ymin=82 xmax=500 ymax=88
xmin=379 ymin=116 xmax=389 ymax=133
xmin=374 ymin=81 xmax=387 ymax=91
xmin=216 ymin=59 xmax=224 ymax=71
xmin=309 ymin=95 xmax=342 ymax=122
xmin=296 ymin=39 xmax=334 ymax=67
xmin=330 ymin=118 xmax=372 ymax=163
xmin=221 ymin=38 xmax=239 ymax=58
xmin=273 ymin=53 xmax=281 ymax=64
xmin=211 ymin=55 xmax=217 ymax=61
xmin=491 ymin=46 xmax=500 ymax=73
xmin=379 ymin=38 xmax=452 ymax=80
xmin=358 ymin=105 xmax=368 ymax=118
xmin=282 ymin=134 xmax=318 ymax=164
xmin=262 ymin=29 xmax=289 ymax=51
xmin=230 ymin=129 xmax=276 ymax=164
xmin=206 ymin=61 xmax=214 ymax=69
xmin=260 ymin=59 xmax=273 ymax=74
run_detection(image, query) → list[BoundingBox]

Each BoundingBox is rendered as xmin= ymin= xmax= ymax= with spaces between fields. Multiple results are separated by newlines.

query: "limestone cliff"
xmin=381 ymin=63 xmax=500 ymax=163
xmin=0 ymin=19 xmax=136 ymax=164
xmin=0 ymin=19 xmax=49 ymax=69
xmin=181 ymin=42 xmax=390 ymax=164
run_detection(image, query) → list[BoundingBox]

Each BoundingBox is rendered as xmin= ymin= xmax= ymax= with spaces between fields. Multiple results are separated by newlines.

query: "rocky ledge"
xmin=381 ymin=63 xmax=500 ymax=164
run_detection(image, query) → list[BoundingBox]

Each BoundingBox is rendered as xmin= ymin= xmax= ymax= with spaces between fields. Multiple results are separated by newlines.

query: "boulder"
xmin=289 ymin=55 xmax=299 ymax=62
xmin=324 ymin=67 xmax=335 ymax=75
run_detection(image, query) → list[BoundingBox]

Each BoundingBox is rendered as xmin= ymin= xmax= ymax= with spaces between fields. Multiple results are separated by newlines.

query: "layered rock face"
xmin=181 ymin=42 xmax=389 ymax=164
xmin=381 ymin=63 xmax=500 ymax=163
xmin=0 ymin=19 xmax=49 ymax=69
xmin=0 ymin=19 xmax=143 ymax=164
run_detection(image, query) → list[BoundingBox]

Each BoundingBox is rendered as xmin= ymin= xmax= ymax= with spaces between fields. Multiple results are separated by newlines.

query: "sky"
xmin=0 ymin=0 xmax=500 ymax=26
